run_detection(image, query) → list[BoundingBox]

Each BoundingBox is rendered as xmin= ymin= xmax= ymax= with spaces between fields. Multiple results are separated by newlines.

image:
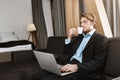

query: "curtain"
xmin=31 ymin=0 xmax=47 ymax=49
xmin=103 ymin=0 xmax=120 ymax=36
xmin=50 ymin=0 xmax=66 ymax=36
xmin=79 ymin=0 xmax=84 ymax=16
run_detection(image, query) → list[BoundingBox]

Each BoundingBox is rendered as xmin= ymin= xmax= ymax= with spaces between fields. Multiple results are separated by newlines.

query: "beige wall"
xmin=65 ymin=0 xmax=79 ymax=35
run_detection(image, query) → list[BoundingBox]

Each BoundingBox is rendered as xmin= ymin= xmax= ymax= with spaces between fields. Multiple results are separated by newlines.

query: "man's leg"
xmin=31 ymin=69 xmax=52 ymax=80
xmin=42 ymin=72 xmax=89 ymax=80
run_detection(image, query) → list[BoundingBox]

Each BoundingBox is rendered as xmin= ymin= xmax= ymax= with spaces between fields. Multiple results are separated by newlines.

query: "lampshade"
xmin=27 ymin=24 xmax=36 ymax=32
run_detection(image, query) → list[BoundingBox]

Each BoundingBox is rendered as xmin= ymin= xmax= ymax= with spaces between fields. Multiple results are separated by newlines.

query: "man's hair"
xmin=80 ymin=12 xmax=97 ymax=28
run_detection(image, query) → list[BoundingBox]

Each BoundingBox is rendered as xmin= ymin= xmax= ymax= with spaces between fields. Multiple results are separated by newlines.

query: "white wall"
xmin=0 ymin=0 xmax=33 ymax=40
xmin=42 ymin=0 xmax=54 ymax=37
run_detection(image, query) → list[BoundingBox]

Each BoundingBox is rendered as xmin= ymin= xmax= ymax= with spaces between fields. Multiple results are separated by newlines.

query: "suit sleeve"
xmin=63 ymin=36 xmax=77 ymax=55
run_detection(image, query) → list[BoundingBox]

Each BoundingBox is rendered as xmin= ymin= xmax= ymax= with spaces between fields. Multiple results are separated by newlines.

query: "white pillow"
xmin=0 ymin=32 xmax=18 ymax=42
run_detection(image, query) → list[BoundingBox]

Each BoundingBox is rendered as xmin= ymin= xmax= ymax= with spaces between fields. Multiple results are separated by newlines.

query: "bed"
xmin=0 ymin=31 xmax=34 ymax=62
xmin=0 ymin=40 xmax=34 ymax=53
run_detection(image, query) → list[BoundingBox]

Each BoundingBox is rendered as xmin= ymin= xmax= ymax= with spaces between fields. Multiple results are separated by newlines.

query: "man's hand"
xmin=68 ymin=28 xmax=78 ymax=39
xmin=60 ymin=64 xmax=78 ymax=72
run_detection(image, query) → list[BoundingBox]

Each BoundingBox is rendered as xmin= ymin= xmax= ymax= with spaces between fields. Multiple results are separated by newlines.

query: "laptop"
xmin=33 ymin=50 xmax=74 ymax=76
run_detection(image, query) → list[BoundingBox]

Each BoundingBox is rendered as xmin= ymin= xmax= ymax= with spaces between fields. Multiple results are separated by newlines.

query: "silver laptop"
xmin=33 ymin=51 xmax=74 ymax=76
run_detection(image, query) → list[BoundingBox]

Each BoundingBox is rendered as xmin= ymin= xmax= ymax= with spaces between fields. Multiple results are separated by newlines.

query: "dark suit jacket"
xmin=63 ymin=32 xmax=108 ymax=80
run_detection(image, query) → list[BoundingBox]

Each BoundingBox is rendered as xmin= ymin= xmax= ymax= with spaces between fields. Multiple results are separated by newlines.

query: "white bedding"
xmin=0 ymin=44 xmax=32 ymax=53
xmin=0 ymin=31 xmax=33 ymax=53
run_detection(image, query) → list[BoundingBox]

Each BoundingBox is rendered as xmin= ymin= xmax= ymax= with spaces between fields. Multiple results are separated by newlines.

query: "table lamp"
xmin=27 ymin=23 xmax=37 ymax=47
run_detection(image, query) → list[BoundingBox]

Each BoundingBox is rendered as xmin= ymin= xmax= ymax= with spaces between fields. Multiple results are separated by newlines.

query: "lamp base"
xmin=28 ymin=31 xmax=38 ymax=48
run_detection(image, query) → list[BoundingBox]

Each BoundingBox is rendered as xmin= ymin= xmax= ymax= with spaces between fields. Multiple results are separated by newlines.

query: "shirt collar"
xmin=82 ymin=29 xmax=96 ymax=37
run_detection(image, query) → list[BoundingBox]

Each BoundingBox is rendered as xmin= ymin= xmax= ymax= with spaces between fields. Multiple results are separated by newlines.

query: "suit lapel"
xmin=84 ymin=32 xmax=97 ymax=50
xmin=73 ymin=34 xmax=84 ymax=52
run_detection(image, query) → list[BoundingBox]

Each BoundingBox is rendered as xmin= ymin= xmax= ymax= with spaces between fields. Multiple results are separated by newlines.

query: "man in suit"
xmin=33 ymin=12 xmax=108 ymax=80
xmin=59 ymin=12 xmax=108 ymax=80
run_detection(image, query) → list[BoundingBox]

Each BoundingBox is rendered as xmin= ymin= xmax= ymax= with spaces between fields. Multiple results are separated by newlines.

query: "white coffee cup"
xmin=77 ymin=27 xmax=83 ymax=34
